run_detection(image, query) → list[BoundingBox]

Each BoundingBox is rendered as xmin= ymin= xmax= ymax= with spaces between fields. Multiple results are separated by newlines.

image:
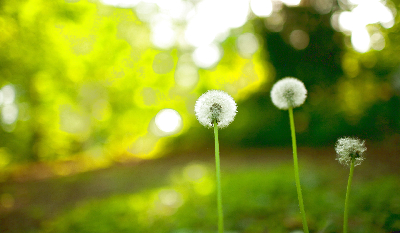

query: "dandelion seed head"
xmin=194 ymin=90 xmax=237 ymax=129
xmin=335 ymin=137 xmax=366 ymax=167
xmin=270 ymin=77 xmax=307 ymax=110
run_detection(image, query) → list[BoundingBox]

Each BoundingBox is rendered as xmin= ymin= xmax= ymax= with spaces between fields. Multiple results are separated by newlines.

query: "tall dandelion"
xmin=270 ymin=77 xmax=309 ymax=233
xmin=335 ymin=137 xmax=366 ymax=233
xmin=194 ymin=90 xmax=237 ymax=233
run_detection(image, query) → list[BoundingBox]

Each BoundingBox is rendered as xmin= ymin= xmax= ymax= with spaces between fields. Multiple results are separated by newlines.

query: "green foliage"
xmin=40 ymin=163 xmax=400 ymax=233
xmin=0 ymin=0 xmax=271 ymax=168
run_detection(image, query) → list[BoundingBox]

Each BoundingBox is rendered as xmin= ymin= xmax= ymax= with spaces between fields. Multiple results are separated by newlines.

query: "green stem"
xmin=288 ymin=107 xmax=309 ymax=233
xmin=343 ymin=159 xmax=355 ymax=233
xmin=214 ymin=121 xmax=224 ymax=233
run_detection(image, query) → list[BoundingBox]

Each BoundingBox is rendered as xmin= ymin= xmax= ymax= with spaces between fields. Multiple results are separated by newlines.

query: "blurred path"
xmin=0 ymin=143 xmax=398 ymax=232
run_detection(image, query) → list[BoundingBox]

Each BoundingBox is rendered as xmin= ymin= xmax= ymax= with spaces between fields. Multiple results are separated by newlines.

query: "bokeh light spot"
xmin=250 ymin=0 xmax=273 ymax=17
xmin=281 ymin=0 xmax=301 ymax=6
xmin=370 ymin=32 xmax=385 ymax=51
xmin=158 ymin=189 xmax=183 ymax=208
xmin=2 ymin=85 xmax=16 ymax=105
xmin=128 ymin=134 xmax=158 ymax=157
xmin=330 ymin=11 xmax=341 ymax=32
xmin=0 ymin=148 xmax=10 ymax=168
xmin=338 ymin=11 xmax=358 ymax=32
xmin=141 ymin=87 xmax=158 ymax=106
xmin=135 ymin=2 xmax=158 ymax=22
xmin=237 ymin=33 xmax=259 ymax=58
xmin=184 ymin=15 xmax=216 ymax=47
xmin=100 ymin=0 xmax=139 ymax=7
xmin=342 ymin=54 xmax=360 ymax=78
xmin=192 ymin=43 xmax=222 ymax=69
xmin=152 ymin=52 xmax=174 ymax=74
xmin=337 ymin=0 xmax=395 ymax=33
xmin=351 ymin=28 xmax=370 ymax=53
xmin=311 ymin=0 xmax=334 ymax=14
xmin=289 ymin=30 xmax=309 ymax=50
xmin=174 ymin=64 xmax=199 ymax=89
xmin=0 ymin=90 xmax=3 ymax=106
xmin=264 ymin=12 xmax=285 ymax=32
xmin=1 ymin=103 xmax=18 ymax=125
xmin=183 ymin=163 xmax=207 ymax=182
xmin=92 ymin=99 xmax=111 ymax=121
xmin=155 ymin=109 xmax=182 ymax=134
xmin=150 ymin=16 xmax=176 ymax=49
xmin=59 ymin=105 xmax=90 ymax=134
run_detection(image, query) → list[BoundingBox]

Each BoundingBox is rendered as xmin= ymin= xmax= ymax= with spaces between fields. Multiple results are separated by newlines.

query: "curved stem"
xmin=343 ymin=159 xmax=355 ymax=233
xmin=288 ymin=107 xmax=309 ymax=233
xmin=214 ymin=121 xmax=224 ymax=233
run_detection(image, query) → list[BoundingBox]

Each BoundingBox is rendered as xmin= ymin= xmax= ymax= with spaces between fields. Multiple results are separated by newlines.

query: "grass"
xmin=38 ymin=158 xmax=400 ymax=233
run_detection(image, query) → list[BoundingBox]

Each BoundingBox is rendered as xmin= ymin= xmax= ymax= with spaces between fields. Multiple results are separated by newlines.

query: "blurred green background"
xmin=0 ymin=0 xmax=399 ymax=232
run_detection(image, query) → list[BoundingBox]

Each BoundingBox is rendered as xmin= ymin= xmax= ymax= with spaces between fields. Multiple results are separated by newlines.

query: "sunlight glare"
xmin=223 ymin=0 xmax=250 ymax=29
xmin=135 ymin=2 xmax=158 ymax=22
xmin=378 ymin=5 xmax=395 ymax=29
xmin=338 ymin=11 xmax=359 ymax=32
xmin=192 ymin=43 xmax=222 ymax=69
xmin=184 ymin=15 xmax=216 ymax=47
xmin=100 ymin=0 xmax=140 ymax=7
xmin=337 ymin=0 xmax=395 ymax=33
xmin=150 ymin=16 xmax=176 ymax=49
xmin=352 ymin=1 xmax=393 ymax=27
xmin=184 ymin=0 xmax=250 ymax=47
xmin=250 ymin=0 xmax=273 ymax=17
xmin=155 ymin=109 xmax=182 ymax=134
xmin=351 ymin=28 xmax=370 ymax=53
xmin=160 ymin=0 xmax=192 ymax=21
xmin=281 ymin=0 xmax=301 ymax=6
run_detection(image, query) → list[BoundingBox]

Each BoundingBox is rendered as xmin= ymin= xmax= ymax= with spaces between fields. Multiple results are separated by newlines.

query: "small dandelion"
xmin=270 ymin=77 xmax=307 ymax=110
xmin=270 ymin=77 xmax=309 ymax=233
xmin=335 ymin=137 xmax=366 ymax=167
xmin=335 ymin=137 xmax=367 ymax=233
xmin=194 ymin=90 xmax=237 ymax=233
xmin=194 ymin=90 xmax=237 ymax=129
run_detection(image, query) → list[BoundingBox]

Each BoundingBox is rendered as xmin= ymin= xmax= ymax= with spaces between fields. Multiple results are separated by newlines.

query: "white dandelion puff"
xmin=335 ymin=137 xmax=366 ymax=167
xmin=194 ymin=90 xmax=237 ymax=129
xmin=270 ymin=77 xmax=307 ymax=110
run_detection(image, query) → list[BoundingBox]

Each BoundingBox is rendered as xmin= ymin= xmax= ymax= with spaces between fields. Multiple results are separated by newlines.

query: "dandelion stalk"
xmin=335 ymin=137 xmax=366 ymax=233
xmin=271 ymin=77 xmax=309 ymax=232
xmin=289 ymin=107 xmax=309 ymax=233
xmin=214 ymin=120 xmax=224 ymax=233
xmin=343 ymin=158 xmax=355 ymax=233
xmin=194 ymin=90 xmax=237 ymax=233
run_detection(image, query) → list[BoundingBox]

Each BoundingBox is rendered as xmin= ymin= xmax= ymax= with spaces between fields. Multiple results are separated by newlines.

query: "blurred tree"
xmin=0 ymin=0 xmax=179 ymax=167
xmin=233 ymin=1 xmax=400 ymax=147
xmin=0 ymin=0 xmax=269 ymax=171
xmin=1 ymin=0 xmax=399 ymax=170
